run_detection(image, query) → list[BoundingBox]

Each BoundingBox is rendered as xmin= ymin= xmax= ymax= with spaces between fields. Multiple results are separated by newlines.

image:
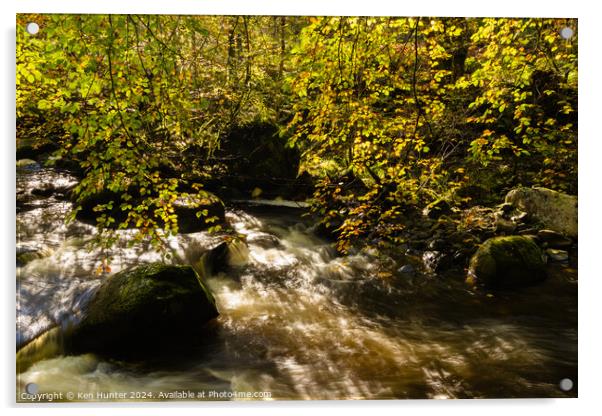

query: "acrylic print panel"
xmin=16 ymin=14 xmax=578 ymax=402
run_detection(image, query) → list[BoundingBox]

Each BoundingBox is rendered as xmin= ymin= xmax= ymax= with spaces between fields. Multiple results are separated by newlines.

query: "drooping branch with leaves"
xmin=17 ymin=15 xmax=577 ymax=255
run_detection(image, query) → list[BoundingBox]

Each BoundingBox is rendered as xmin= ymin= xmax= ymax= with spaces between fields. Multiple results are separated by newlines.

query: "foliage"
xmin=17 ymin=14 xmax=294 ymax=250
xmin=286 ymin=17 xmax=577 ymax=252
xmin=17 ymin=15 xmax=577 ymax=254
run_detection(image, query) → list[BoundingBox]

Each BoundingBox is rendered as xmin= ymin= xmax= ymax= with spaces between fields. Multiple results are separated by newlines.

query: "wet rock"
xmin=494 ymin=212 xmax=517 ymax=234
xmin=497 ymin=202 xmax=513 ymax=213
xmin=467 ymin=236 xmax=547 ymax=290
xmin=16 ymin=159 xmax=39 ymax=171
xmin=198 ymin=242 xmax=229 ymax=277
xmin=537 ymin=229 xmax=573 ymax=249
xmin=16 ymin=249 xmax=45 ymax=267
xmin=546 ymin=248 xmax=569 ymax=263
xmin=518 ymin=227 xmax=538 ymax=236
xmin=519 ymin=234 xmax=540 ymax=244
xmin=510 ymin=210 xmax=528 ymax=223
xmin=423 ymin=198 xmax=452 ymax=219
xmin=247 ymin=233 xmax=283 ymax=249
xmin=422 ymin=250 xmax=451 ymax=273
xmin=397 ymin=264 xmax=416 ymax=276
xmin=505 ymin=187 xmax=577 ymax=238
xmin=69 ymin=263 xmax=218 ymax=356
xmin=428 ymin=238 xmax=447 ymax=251
xmin=172 ymin=193 xmax=226 ymax=233
xmin=197 ymin=238 xmax=249 ymax=278
xmin=31 ymin=182 xmax=76 ymax=199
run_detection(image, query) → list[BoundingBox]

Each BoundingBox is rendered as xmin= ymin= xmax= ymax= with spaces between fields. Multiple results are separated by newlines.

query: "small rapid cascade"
xmin=16 ymin=167 xmax=577 ymax=400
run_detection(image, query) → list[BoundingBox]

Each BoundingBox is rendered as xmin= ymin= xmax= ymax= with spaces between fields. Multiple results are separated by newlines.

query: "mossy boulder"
xmin=505 ymin=187 xmax=577 ymax=238
xmin=467 ymin=236 xmax=547 ymax=289
xmin=69 ymin=263 xmax=218 ymax=356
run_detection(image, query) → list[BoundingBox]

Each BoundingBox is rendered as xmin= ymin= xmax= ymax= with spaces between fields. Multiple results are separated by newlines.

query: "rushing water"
xmin=16 ymin=165 xmax=578 ymax=401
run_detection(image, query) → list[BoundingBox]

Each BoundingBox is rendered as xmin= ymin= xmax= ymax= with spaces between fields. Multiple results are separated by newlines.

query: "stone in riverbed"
xmin=68 ymin=263 xmax=218 ymax=356
xmin=494 ymin=212 xmax=517 ymax=234
xmin=467 ymin=236 xmax=547 ymax=290
xmin=537 ymin=229 xmax=573 ymax=249
xmin=423 ymin=198 xmax=452 ymax=219
xmin=546 ymin=248 xmax=569 ymax=263
xmin=422 ymin=250 xmax=451 ymax=273
xmin=505 ymin=187 xmax=577 ymax=238
xmin=197 ymin=239 xmax=249 ymax=278
xmin=16 ymin=159 xmax=39 ymax=171
xmin=397 ymin=264 xmax=416 ymax=276
xmin=16 ymin=250 xmax=44 ymax=267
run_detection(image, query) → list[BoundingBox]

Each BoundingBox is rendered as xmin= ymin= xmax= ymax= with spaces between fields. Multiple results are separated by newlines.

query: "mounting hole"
xmin=25 ymin=383 xmax=39 ymax=394
xmin=560 ymin=27 xmax=574 ymax=40
xmin=559 ymin=378 xmax=574 ymax=391
xmin=26 ymin=22 xmax=40 ymax=35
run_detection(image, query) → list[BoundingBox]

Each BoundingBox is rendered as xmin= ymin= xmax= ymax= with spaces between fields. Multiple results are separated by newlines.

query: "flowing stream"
xmin=16 ymin=165 xmax=578 ymax=400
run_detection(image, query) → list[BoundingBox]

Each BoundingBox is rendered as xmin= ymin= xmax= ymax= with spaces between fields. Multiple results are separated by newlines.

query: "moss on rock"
xmin=69 ymin=263 xmax=218 ymax=356
xmin=468 ymin=236 xmax=547 ymax=289
xmin=505 ymin=187 xmax=577 ymax=238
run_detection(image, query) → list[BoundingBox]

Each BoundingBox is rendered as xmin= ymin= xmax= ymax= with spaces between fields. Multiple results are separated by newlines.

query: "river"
xmin=16 ymin=163 xmax=578 ymax=400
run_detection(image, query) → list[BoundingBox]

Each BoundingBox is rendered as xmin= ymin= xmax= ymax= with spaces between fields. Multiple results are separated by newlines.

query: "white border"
xmin=12 ymin=0 xmax=581 ymax=17
xmin=3 ymin=1 xmax=601 ymax=416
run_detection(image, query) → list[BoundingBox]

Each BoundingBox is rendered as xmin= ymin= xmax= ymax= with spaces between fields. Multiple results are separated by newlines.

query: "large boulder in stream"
xmin=505 ymin=187 xmax=577 ymax=238
xmin=69 ymin=263 xmax=218 ymax=356
xmin=467 ymin=236 xmax=547 ymax=290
